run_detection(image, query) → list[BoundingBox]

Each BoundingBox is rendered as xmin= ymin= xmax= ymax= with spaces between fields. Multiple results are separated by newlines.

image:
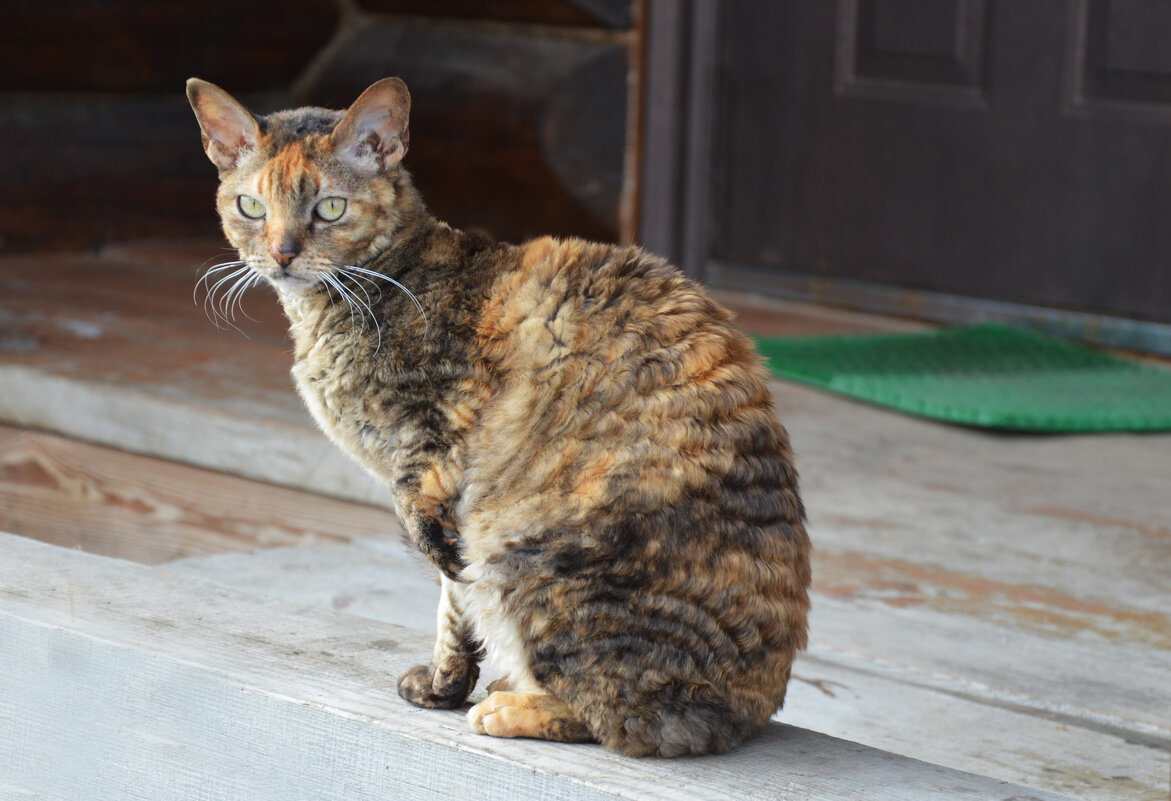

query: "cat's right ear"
xmin=186 ymin=78 xmax=261 ymax=171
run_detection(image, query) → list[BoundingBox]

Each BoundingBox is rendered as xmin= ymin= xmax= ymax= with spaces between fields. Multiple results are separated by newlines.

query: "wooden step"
xmin=2 ymin=533 xmax=1081 ymax=801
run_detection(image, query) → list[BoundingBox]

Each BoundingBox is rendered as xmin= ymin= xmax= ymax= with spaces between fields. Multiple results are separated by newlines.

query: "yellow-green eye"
xmin=315 ymin=197 xmax=347 ymax=222
xmin=237 ymin=195 xmax=266 ymax=219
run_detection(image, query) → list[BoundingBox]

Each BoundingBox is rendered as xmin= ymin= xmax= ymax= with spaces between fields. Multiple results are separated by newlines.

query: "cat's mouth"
xmin=265 ymin=264 xmax=321 ymax=293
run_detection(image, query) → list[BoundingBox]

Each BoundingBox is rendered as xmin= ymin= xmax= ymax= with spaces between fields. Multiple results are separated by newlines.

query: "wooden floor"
xmin=1 ymin=241 xmax=1168 ymax=800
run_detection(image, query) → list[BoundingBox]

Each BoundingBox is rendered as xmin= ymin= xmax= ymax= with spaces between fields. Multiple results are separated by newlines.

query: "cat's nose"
xmin=270 ymin=243 xmax=300 ymax=267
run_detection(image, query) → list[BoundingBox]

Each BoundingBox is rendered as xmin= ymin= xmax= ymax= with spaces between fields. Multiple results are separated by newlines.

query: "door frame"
xmin=637 ymin=0 xmax=720 ymax=280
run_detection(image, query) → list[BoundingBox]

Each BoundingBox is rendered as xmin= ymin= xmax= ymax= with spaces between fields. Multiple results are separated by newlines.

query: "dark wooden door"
xmin=703 ymin=0 xmax=1171 ymax=324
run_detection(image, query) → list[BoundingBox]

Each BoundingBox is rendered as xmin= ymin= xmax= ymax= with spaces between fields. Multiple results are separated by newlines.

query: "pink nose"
xmin=271 ymin=247 xmax=299 ymax=267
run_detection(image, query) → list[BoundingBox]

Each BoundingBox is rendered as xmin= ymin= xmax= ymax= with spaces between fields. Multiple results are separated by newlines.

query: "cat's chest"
xmin=289 ymin=347 xmax=403 ymax=480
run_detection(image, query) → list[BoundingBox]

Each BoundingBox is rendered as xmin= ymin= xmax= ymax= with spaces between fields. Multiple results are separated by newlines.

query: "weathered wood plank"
xmin=775 ymin=378 xmax=1171 ymax=646
xmin=786 ymin=654 xmax=1170 ymax=801
xmin=0 ymin=99 xmax=224 ymax=250
xmin=0 ymin=533 xmax=1075 ymax=801
xmin=0 ymin=426 xmax=400 ymax=564
xmin=168 ymin=539 xmax=1170 ymax=800
xmin=0 ymin=364 xmax=389 ymax=508
xmin=165 ymin=539 xmax=438 ymax=632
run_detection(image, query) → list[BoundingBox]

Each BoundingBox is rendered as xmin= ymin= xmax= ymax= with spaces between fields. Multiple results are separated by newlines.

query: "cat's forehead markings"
xmin=261 ymin=142 xmax=321 ymax=201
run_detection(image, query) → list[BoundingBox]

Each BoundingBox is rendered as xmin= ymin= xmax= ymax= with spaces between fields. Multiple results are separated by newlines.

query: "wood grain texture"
xmin=169 ymin=539 xmax=1170 ymax=799
xmin=0 ymin=426 xmax=398 ymax=564
xmin=0 ymin=1 xmax=338 ymax=92
xmin=0 ymin=533 xmax=1076 ymax=801
xmin=0 ymin=99 xmax=224 ymax=250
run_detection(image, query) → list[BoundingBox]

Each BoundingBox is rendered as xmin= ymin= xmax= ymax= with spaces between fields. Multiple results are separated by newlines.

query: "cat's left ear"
xmin=331 ymin=78 xmax=411 ymax=173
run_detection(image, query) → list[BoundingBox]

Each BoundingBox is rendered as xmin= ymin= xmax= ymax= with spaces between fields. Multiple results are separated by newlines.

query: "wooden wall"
xmin=0 ymin=1 xmax=636 ymax=252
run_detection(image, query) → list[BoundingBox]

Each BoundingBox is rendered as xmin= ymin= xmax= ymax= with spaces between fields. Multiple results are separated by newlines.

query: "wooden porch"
xmin=1 ymin=242 xmax=1167 ymax=800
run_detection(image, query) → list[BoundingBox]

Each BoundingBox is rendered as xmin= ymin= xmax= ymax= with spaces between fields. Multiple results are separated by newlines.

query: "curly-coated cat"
xmin=187 ymin=76 xmax=811 ymax=757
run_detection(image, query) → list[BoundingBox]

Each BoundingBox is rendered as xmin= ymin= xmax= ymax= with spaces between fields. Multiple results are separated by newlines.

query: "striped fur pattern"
xmin=187 ymin=77 xmax=811 ymax=757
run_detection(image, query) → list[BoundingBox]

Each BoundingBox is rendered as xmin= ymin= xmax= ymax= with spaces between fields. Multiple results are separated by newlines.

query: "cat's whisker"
xmin=328 ymin=271 xmax=383 ymax=354
xmin=339 ymin=268 xmax=385 ymax=302
xmin=336 ymin=269 xmax=383 ymax=319
xmin=321 ymin=272 xmax=360 ymax=332
xmin=333 ymin=269 xmax=386 ymax=354
xmin=214 ymin=267 xmax=252 ymax=322
xmin=338 ymin=263 xmax=428 ymax=338
xmin=232 ymin=270 xmax=263 ymax=322
xmin=224 ymin=270 xmax=261 ymax=323
xmin=200 ymin=264 xmax=252 ymax=329
xmin=205 ymin=264 xmax=248 ymax=307
xmin=193 ymin=260 xmax=246 ymax=309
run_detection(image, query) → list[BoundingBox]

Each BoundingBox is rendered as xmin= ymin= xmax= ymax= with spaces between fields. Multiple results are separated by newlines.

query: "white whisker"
xmin=321 ymin=272 xmax=359 ymax=331
xmin=341 ymin=269 xmax=384 ymax=302
xmin=194 ymin=258 xmax=262 ymax=335
xmin=337 ymin=269 xmax=375 ymax=309
xmin=225 ymin=271 xmax=261 ymax=323
xmin=339 ymin=263 xmax=428 ymax=338
xmin=330 ymin=271 xmax=383 ymax=354
xmin=215 ymin=268 xmax=252 ymax=322
xmin=206 ymin=265 xmax=251 ymax=329
xmin=194 ymin=260 xmax=246 ymax=309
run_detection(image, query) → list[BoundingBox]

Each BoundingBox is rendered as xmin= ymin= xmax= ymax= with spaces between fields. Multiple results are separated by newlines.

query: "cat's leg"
xmin=397 ymin=574 xmax=482 ymax=709
xmin=467 ymin=692 xmax=593 ymax=743
xmin=463 ymin=587 xmax=595 ymax=743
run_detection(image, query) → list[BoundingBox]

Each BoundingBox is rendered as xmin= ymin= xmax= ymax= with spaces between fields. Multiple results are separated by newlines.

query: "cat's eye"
xmin=237 ymin=195 xmax=266 ymax=219
xmin=315 ymin=197 xmax=347 ymax=222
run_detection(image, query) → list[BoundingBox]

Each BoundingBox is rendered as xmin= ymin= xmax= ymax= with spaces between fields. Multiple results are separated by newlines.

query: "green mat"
xmin=755 ymin=324 xmax=1171 ymax=432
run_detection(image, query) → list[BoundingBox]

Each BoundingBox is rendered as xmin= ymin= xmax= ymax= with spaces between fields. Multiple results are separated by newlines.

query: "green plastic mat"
xmin=755 ymin=323 xmax=1171 ymax=432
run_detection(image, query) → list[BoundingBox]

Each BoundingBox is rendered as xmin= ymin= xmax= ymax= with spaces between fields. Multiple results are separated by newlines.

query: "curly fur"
xmin=187 ymin=76 xmax=811 ymax=757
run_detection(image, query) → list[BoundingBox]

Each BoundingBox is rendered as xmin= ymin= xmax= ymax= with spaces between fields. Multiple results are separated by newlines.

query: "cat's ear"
xmin=186 ymin=78 xmax=262 ymax=171
xmin=331 ymin=78 xmax=411 ymax=172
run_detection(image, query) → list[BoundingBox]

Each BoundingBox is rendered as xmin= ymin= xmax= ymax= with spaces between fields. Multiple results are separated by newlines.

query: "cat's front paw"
xmin=397 ymin=662 xmax=478 ymax=709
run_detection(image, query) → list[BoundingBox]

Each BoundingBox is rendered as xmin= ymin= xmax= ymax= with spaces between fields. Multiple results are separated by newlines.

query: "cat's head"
xmin=186 ymin=78 xmax=414 ymax=294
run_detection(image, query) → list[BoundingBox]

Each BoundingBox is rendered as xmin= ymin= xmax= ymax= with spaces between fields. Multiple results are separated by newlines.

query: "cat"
xmin=186 ymin=76 xmax=811 ymax=757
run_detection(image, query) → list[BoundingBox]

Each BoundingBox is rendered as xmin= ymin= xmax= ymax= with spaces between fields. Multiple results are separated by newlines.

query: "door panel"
xmin=709 ymin=1 xmax=1171 ymax=323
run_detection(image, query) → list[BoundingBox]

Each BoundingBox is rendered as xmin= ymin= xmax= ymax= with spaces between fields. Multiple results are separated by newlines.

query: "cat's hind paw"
xmin=467 ymin=691 xmax=594 ymax=743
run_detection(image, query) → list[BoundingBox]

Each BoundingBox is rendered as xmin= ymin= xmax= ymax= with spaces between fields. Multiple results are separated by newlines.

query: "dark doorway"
xmin=643 ymin=0 xmax=1171 ymax=333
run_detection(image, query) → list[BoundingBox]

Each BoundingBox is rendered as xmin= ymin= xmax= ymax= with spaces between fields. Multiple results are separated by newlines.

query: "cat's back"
xmin=461 ymin=234 xmax=803 ymax=555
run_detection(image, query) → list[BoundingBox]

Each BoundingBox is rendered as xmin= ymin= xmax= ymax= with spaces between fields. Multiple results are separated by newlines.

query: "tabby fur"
xmin=186 ymin=76 xmax=811 ymax=757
